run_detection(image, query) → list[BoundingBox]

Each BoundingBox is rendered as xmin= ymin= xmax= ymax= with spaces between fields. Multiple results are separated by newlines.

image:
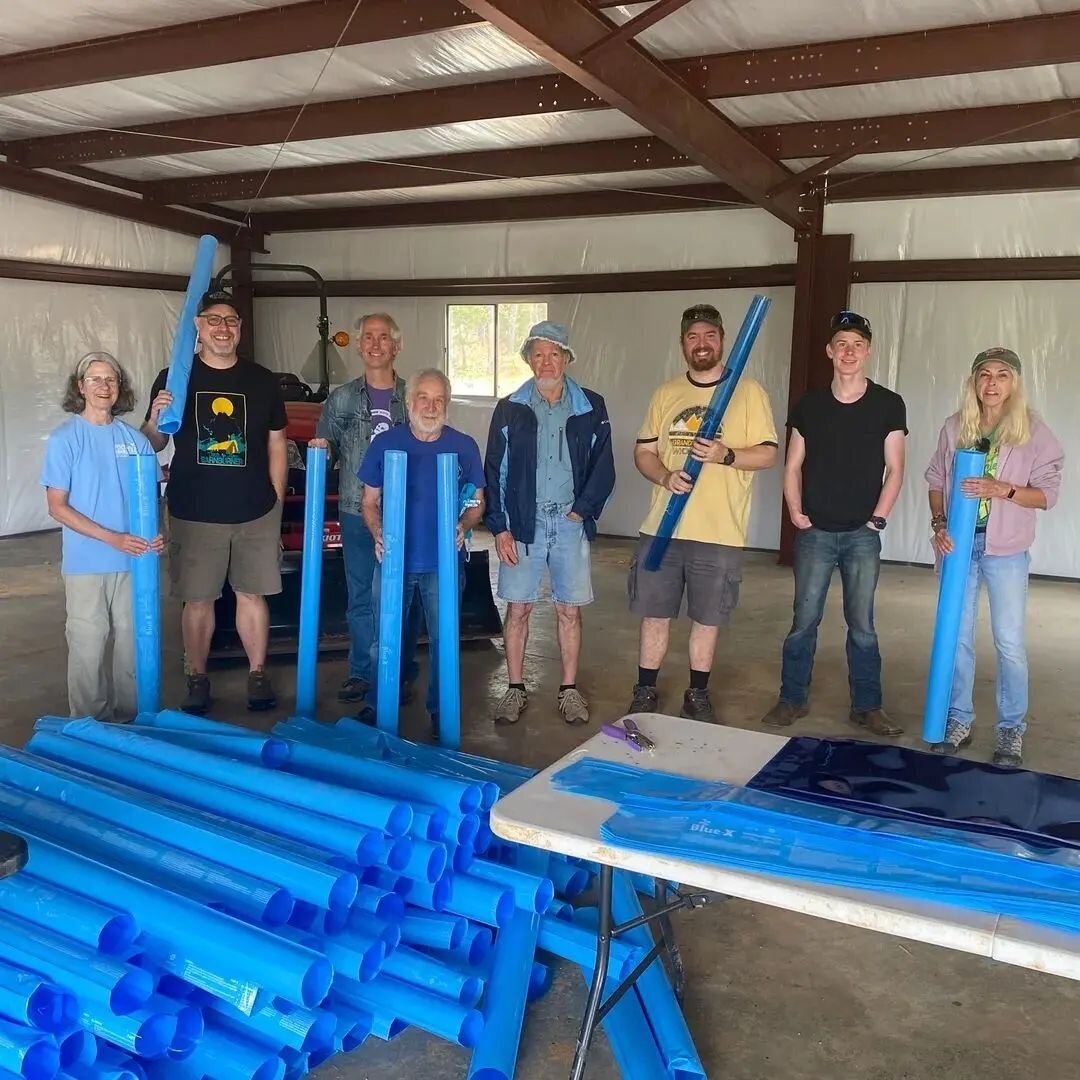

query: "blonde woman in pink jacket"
xmin=925 ymin=348 xmax=1064 ymax=766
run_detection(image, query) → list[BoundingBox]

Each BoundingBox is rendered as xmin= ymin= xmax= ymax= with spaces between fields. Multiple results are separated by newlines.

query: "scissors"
xmin=601 ymin=716 xmax=655 ymax=753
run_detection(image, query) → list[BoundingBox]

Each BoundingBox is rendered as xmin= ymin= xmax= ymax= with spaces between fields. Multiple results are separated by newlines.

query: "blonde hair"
xmin=957 ymin=366 xmax=1031 ymax=448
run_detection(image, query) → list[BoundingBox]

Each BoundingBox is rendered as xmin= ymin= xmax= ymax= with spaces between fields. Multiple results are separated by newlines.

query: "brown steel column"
xmin=779 ymin=217 xmax=853 ymax=566
xmin=230 ymin=244 xmax=256 ymax=365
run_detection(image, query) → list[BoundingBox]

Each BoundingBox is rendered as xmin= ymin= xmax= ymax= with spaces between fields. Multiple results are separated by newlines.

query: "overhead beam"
xmin=0 ymin=258 xmax=186 ymax=291
xmin=10 ymin=9 xmax=1080 ymax=168
xmin=826 ymin=159 xmax=1080 ymax=201
xmin=456 ymin=0 xmax=802 ymax=226
xmin=579 ymin=0 xmax=697 ymax=60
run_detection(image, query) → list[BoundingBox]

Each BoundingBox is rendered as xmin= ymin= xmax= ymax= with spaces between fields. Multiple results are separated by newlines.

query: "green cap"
xmin=972 ymin=347 xmax=1021 ymax=375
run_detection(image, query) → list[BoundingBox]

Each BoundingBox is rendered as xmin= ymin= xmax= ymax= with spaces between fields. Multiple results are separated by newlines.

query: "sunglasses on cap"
xmin=830 ymin=310 xmax=872 ymax=340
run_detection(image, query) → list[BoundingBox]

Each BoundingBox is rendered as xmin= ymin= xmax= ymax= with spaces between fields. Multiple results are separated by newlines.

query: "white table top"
xmin=490 ymin=714 xmax=1080 ymax=982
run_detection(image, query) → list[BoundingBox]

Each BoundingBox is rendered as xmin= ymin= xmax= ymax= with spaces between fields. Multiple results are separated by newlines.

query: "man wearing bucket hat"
xmin=484 ymin=321 xmax=616 ymax=727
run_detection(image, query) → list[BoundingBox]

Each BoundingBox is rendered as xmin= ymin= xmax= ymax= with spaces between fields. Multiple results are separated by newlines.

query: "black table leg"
xmin=569 ymin=863 xmax=614 ymax=1080
xmin=654 ymin=876 xmax=687 ymax=1002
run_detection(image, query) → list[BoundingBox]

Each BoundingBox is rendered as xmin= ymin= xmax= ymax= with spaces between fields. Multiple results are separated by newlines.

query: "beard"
xmin=410 ymin=412 xmax=444 ymax=436
xmin=535 ymin=375 xmax=562 ymax=391
xmin=686 ymin=347 xmax=722 ymax=372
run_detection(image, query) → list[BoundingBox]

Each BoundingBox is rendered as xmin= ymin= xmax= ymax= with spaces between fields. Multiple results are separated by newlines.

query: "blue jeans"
xmin=780 ymin=526 xmax=883 ymax=712
xmin=949 ymin=532 xmax=1029 ymax=733
xmin=371 ymin=564 xmax=465 ymax=716
xmin=340 ymin=512 xmax=376 ymax=682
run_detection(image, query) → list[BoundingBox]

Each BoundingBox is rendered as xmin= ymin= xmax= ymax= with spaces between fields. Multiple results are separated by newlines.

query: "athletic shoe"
xmin=558 ymin=688 xmax=590 ymax=726
xmin=929 ymin=718 xmax=973 ymax=754
xmin=337 ymin=676 xmax=369 ymax=703
xmin=993 ymin=727 xmax=1023 ymax=768
xmin=761 ymin=700 xmax=809 ymax=728
xmin=247 ymin=668 xmax=277 ymax=711
xmin=680 ymin=688 xmax=716 ymax=723
xmin=849 ymin=708 xmax=902 ymax=737
xmin=181 ymin=674 xmax=211 ymax=715
xmin=493 ymin=687 xmax=528 ymax=726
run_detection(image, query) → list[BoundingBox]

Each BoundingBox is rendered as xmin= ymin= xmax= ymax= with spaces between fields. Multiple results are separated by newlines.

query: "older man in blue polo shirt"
xmin=484 ymin=321 xmax=615 ymax=728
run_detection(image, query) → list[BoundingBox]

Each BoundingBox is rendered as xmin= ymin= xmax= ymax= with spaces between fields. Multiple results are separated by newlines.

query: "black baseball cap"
xmin=681 ymin=303 xmax=723 ymax=335
xmin=830 ymin=310 xmax=872 ymax=342
xmin=198 ymin=289 xmax=239 ymax=315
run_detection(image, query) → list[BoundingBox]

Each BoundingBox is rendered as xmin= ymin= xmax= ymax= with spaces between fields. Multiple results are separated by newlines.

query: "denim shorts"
xmin=497 ymin=504 xmax=594 ymax=606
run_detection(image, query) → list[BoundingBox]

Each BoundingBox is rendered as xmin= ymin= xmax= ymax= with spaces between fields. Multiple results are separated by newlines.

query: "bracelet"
xmin=930 ymin=514 xmax=947 ymax=529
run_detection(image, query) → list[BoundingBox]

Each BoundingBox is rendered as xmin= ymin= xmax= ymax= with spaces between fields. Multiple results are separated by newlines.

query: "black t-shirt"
xmin=789 ymin=380 xmax=907 ymax=532
xmin=147 ymin=357 xmax=287 ymax=524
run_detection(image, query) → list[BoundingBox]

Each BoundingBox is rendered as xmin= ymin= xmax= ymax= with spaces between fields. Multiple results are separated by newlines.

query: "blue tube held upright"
xmin=377 ymin=451 xmax=408 ymax=734
xmin=127 ymin=454 xmax=161 ymax=716
xmin=644 ymin=294 xmax=772 ymax=571
xmin=295 ymin=444 xmax=327 ymax=719
xmin=436 ymin=453 xmax=461 ymax=748
xmin=922 ymin=448 xmax=987 ymax=744
xmin=157 ymin=234 xmax=219 ymax=435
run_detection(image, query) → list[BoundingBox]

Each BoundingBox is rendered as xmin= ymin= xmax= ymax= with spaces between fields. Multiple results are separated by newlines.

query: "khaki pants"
xmin=64 ymin=572 xmax=135 ymax=721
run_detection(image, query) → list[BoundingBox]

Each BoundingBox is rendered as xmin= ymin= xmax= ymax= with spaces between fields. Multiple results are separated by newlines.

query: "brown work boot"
xmin=761 ymin=700 xmax=809 ymax=728
xmin=181 ymin=673 xmax=211 ymax=715
xmin=247 ymin=668 xmax=277 ymax=711
xmin=849 ymin=708 xmax=902 ymax=737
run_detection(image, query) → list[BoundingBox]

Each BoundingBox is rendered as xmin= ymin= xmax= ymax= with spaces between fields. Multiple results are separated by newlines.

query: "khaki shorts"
xmin=167 ymin=503 xmax=283 ymax=602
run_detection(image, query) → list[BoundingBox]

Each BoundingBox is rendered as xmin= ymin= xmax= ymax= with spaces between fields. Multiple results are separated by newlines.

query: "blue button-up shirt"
xmin=531 ymin=382 xmax=575 ymax=509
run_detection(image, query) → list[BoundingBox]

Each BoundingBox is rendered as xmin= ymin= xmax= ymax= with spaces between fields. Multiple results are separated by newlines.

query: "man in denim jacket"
xmin=312 ymin=313 xmax=407 ymax=705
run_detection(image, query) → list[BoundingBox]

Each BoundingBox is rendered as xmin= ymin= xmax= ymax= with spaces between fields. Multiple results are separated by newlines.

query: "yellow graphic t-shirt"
xmin=637 ymin=373 xmax=777 ymax=548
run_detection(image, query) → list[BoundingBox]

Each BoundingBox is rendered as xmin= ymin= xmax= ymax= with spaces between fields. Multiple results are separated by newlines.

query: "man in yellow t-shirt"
xmin=628 ymin=302 xmax=778 ymax=723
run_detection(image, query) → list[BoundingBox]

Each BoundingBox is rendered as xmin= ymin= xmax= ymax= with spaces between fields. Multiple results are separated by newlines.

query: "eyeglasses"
xmin=200 ymin=315 xmax=241 ymax=328
xmin=83 ymin=376 xmax=118 ymax=387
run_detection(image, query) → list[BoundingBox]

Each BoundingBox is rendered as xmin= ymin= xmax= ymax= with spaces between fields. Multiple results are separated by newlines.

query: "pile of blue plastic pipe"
xmin=0 ymin=710 xmax=696 ymax=1080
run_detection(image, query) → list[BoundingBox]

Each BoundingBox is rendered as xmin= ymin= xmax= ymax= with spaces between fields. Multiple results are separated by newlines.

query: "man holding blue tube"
xmin=359 ymin=370 xmax=486 ymax=734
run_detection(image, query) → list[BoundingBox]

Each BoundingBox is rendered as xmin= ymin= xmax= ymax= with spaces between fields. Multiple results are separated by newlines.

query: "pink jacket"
xmin=925 ymin=413 xmax=1064 ymax=557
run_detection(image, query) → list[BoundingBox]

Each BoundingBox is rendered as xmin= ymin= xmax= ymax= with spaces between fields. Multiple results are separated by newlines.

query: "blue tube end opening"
xmin=448 ymin=917 xmax=466 ymax=951
xmin=59 ymin=1027 xmax=96 ymax=1069
xmin=467 ymin=928 xmax=493 ymax=967
xmin=28 ymin=985 xmax=76 ymax=1034
xmin=479 ymin=782 xmax=500 ymax=811
xmin=261 ymin=739 xmax=292 ymax=768
xmin=457 ymin=814 xmax=481 ymax=848
xmin=494 ymin=889 xmax=515 ymax=928
xmin=22 ymin=1038 xmax=59 ymax=1080
xmin=534 ymin=879 xmax=556 ymax=913
xmin=302 ymin=958 xmax=334 ymax=1008
xmin=169 ymin=1004 xmax=204 ymax=1060
xmin=99 ymin=912 xmax=138 ymax=955
xmin=357 ymin=939 xmax=386 ymax=983
xmin=474 ymin=823 xmax=494 ymax=855
xmin=459 ymin=975 xmax=483 ymax=1008
xmin=304 ymin=1012 xmax=338 ymax=1054
xmin=253 ymin=1054 xmax=286 ymax=1080
xmin=134 ymin=1013 xmax=175 ymax=1060
xmin=457 ymin=1009 xmax=485 ymax=1050
xmin=458 ymin=785 xmax=483 ymax=815
xmin=527 ymin=961 xmax=553 ymax=1002
xmin=111 ymin=968 xmax=154 ymax=1014
xmin=453 ymin=845 xmax=474 ymax=874
xmin=426 ymin=845 xmax=448 ymax=883
xmin=432 ymin=875 xmax=453 ymax=912
xmin=378 ymin=892 xmax=406 ymax=923
xmin=263 ymin=888 xmax=295 ymax=927
xmin=385 ymin=803 xmax=413 ymax=839
xmin=427 ymin=807 xmax=449 ymax=841
xmin=385 ymin=837 xmax=413 ymax=873
xmin=356 ymin=830 xmax=387 ymax=865
xmin=328 ymin=872 xmax=360 ymax=912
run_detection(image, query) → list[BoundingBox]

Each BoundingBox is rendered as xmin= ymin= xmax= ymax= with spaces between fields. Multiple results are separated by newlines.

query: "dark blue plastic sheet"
xmin=747 ymin=737 xmax=1080 ymax=852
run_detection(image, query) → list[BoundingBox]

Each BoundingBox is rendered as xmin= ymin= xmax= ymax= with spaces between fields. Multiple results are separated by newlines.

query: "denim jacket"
xmin=316 ymin=374 xmax=407 ymax=515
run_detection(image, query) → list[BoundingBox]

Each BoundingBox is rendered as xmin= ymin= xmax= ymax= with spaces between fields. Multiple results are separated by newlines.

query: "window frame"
xmin=444 ymin=299 xmax=549 ymax=401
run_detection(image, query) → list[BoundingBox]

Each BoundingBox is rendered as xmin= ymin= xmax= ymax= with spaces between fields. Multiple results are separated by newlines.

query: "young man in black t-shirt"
xmin=762 ymin=310 xmax=907 ymax=736
xmin=142 ymin=290 xmax=287 ymax=713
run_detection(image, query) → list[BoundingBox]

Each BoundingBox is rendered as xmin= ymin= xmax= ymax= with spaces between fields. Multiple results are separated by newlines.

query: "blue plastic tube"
xmin=157 ymin=234 xmax=218 ymax=435
xmin=81 ymin=1005 xmax=176 ymax=1061
xmin=57 ymin=1030 xmax=96 ymax=1070
xmin=1 ymin=747 xmax=355 ymax=909
xmin=350 ymin=886 xmax=406 ymax=924
xmin=295 ymin=445 xmax=328 ymax=720
xmin=334 ymin=976 xmax=483 ymax=1048
xmin=125 ymin=726 xmax=290 ymax=769
xmin=923 ymin=448 xmax=987 ymax=743
xmin=536 ymin=914 xmax=642 ymax=982
xmin=468 ymin=859 xmax=555 ymax=914
xmin=452 ymin=924 xmax=494 ymax=968
xmin=409 ymin=805 xmax=450 ymax=842
xmin=0 ymin=962 xmax=75 ymax=1034
xmin=644 ymin=294 xmax=772 ymax=571
xmin=316 ymin=928 xmax=385 ymax=983
xmin=151 ymin=996 xmax=203 ymax=1061
xmin=139 ymin=711 xmax=282 ymax=742
xmin=209 ymin=998 xmax=334 ymax=1055
xmin=332 ymin=1004 xmax=372 ymax=1053
xmin=467 ymin=908 xmax=539 ymax=1080
xmin=578 ymin=963 xmax=668 ymax=1080
xmin=611 ymin=872 xmax=705 ymax=1079
xmin=382 ymin=946 xmax=481 ymax=1004
xmin=549 ymin=860 xmax=591 ymax=900
xmin=436 ymin=453 xmax=462 ymax=748
xmin=398 ymin=911 xmax=465 ymax=952
xmin=33 ymin=720 xmax=411 ymax=837
xmin=527 ymin=961 xmax=552 ymax=1002
xmin=396 ymin=872 xmax=453 ymax=914
xmin=443 ymin=876 xmax=514 ymax=928
xmin=183 ymin=1019 xmax=284 ymax=1080
xmin=0 ymin=1016 xmax=60 ymax=1080
xmin=127 ymin=454 xmax=161 ymax=716
xmin=376 ymin=450 xmax=408 ymax=734
xmin=399 ymin=837 xmax=448 ymax=884
xmin=365 ymin=1012 xmax=407 ymax=1042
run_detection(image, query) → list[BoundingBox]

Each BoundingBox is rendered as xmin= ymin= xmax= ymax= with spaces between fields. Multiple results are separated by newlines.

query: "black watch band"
xmin=722 ymin=448 xmax=736 ymax=466
xmin=870 ymin=516 xmax=887 ymax=530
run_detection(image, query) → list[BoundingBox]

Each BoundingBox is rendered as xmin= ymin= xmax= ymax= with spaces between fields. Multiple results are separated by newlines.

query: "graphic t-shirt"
xmin=146 ymin=357 xmax=287 ymax=524
xmin=788 ymin=380 xmax=907 ymax=532
xmin=978 ymin=441 xmax=1001 ymax=528
xmin=637 ymin=373 xmax=777 ymax=548
xmin=358 ymin=425 xmax=485 ymax=574
xmin=40 ymin=416 xmax=160 ymax=575
xmin=367 ymin=385 xmax=394 ymax=441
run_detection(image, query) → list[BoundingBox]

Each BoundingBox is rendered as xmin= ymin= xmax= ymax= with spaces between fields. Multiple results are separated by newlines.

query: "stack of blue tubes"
xmin=0 ymin=712 xmax=699 ymax=1079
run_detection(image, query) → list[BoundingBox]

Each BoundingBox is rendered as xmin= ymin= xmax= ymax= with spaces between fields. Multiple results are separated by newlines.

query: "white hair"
xmin=75 ymin=351 xmax=122 ymax=380
xmin=355 ymin=312 xmax=402 ymax=344
xmin=406 ymin=368 xmax=452 ymax=403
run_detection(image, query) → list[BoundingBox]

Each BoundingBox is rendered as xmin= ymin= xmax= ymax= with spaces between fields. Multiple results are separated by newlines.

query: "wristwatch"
xmin=869 ymin=516 xmax=887 ymax=531
xmin=721 ymin=448 xmax=736 ymax=466
xmin=1006 ymin=487 xmax=1017 ymax=500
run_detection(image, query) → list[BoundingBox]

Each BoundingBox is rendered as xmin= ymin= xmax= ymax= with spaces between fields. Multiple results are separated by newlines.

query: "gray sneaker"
xmin=930 ymin=717 xmax=973 ymax=754
xmin=494 ymin=687 xmax=528 ymax=726
xmin=993 ymin=727 xmax=1024 ymax=768
xmin=558 ymin=688 xmax=589 ymax=726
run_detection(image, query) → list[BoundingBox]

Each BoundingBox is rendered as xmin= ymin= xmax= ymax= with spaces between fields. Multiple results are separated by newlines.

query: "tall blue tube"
xmin=295 ymin=445 xmax=328 ymax=719
xmin=577 ymin=963 xmax=668 ymax=1080
xmin=922 ymin=448 xmax=987 ymax=743
xmin=644 ymin=294 xmax=772 ymax=571
xmin=467 ymin=908 xmax=539 ymax=1080
xmin=127 ymin=454 xmax=161 ymax=716
xmin=157 ymin=234 xmax=219 ymax=435
xmin=377 ymin=450 xmax=408 ymax=733
xmin=436 ymin=453 xmax=462 ymax=748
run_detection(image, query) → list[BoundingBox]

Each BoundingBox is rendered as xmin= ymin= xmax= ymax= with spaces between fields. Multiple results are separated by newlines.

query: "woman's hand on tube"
xmin=931 ymin=526 xmax=954 ymax=557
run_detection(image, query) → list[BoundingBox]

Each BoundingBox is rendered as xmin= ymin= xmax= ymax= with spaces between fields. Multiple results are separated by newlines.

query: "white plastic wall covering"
xmin=851 ymin=281 xmax=1078 ymax=578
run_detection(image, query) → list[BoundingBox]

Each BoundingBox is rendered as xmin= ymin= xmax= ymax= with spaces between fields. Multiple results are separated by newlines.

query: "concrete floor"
xmin=2 ymin=531 xmax=1078 ymax=1079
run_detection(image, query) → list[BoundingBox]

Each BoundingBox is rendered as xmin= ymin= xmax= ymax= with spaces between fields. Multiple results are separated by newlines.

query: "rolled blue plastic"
xmin=0 ymin=962 xmax=75 ymax=1034
xmin=923 ymin=448 xmax=987 ymax=744
xmin=335 ymin=976 xmax=483 ymax=1048
xmin=444 ymin=875 xmax=514 ymax=929
xmin=376 ymin=450 xmax=408 ymax=734
xmin=436 ymin=453 xmax=462 ymax=748
xmin=16 ymin=739 xmax=366 ymax=891
xmin=398 ymin=911 xmax=465 ymax=952
xmin=468 ymin=859 xmax=554 ymax=914
xmin=467 ymin=908 xmax=539 ymax=1080
xmin=382 ymin=945 xmax=480 ymax=1004
xmin=612 ymin=872 xmax=705 ymax=1079
xmin=127 ymin=454 xmax=161 ymax=716
xmin=125 ymin=725 xmax=290 ymax=769
xmin=183 ymin=1019 xmax=284 ymax=1080
xmin=0 ymin=1016 xmax=60 ymax=1080
xmin=157 ymin=234 xmax=218 ymax=436
xmin=536 ymin=913 xmax=642 ymax=982
xmin=644 ymin=293 xmax=772 ymax=571
xmin=33 ymin=719 xmax=411 ymax=837
xmin=296 ymin=445 xmax=328 ymax=719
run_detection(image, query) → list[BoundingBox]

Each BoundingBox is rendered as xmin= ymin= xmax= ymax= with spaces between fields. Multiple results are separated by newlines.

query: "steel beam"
xmin=579 ymin=0 xmax=697 ymax=60
xmin=0 ymin=258 xmax=186 ymax=291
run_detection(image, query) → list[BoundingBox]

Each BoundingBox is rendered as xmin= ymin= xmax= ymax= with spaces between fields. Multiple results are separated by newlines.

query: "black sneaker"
xmin=627 ymin=684 xmax=659 ymax=714
xmin=680 ymin=688 xmax=716 ymax=723
xmin=247 ymin=668 xmax=277 ymax=711
xmin=181 ymin=674 xmax=211 ymax=715
xmin=337 ymin=676 xmax=369 ymax=703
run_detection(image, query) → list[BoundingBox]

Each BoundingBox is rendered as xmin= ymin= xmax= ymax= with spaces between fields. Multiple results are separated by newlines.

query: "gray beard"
xmin=410 ymin=415 xmax=444 ymax=436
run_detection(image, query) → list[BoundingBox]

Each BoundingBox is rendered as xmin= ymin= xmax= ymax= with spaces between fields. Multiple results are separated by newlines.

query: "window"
xmin=446 ymin=302 xmax=548 ymax=398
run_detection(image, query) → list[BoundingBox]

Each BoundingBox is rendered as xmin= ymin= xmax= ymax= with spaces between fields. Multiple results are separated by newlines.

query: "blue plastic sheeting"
xmin=335 ymin=976 xmax=484 ymax=1048
xmin=467 ymin=908 xmax=539 ymax=1080
xmin=0 ymin=962 xmax=75 ymax=1034
xmin=127 ymin=455 xmax=161 ymax=716
xmin=295 ymin=445 xmax=328 ymax=720
xmin=923 ymin=448 xmax=987 ymax=743
xmin=436 ymin=453 xmax=462 ymax=749
xmin=748 ymin=736 xmax=1080 ymax=852
xmin=0 ymin=1015 xmax=60 ymax=1080
xmin=376 ymin=450 xmax=408 ymax=734
xmin=554 ymin=758 xmax=1080 ymax=933
xmin=644 ymin=293 xmax=771 ymax=572
xmin=157 ymin=234 xmax=218 ymax=436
